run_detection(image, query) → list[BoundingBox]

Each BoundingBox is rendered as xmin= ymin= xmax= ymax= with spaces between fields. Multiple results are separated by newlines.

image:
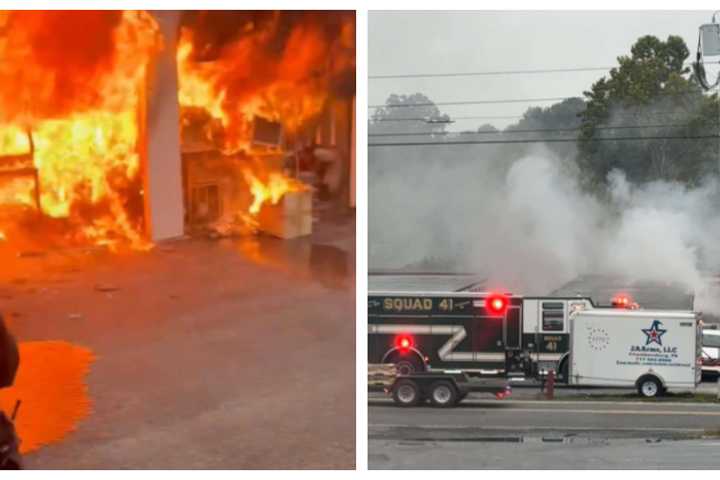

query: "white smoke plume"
xmin=369 ymin=145 xmax=720 ymax=314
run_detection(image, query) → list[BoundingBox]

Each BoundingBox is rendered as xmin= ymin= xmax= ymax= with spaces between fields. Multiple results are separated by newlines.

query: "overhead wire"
xmin=368 ymin=134 xmax=720 ymax=148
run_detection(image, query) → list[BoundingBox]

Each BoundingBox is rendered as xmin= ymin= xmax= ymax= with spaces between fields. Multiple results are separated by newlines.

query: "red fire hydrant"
xmin=546 ymin=369 xmax=555 ymax=400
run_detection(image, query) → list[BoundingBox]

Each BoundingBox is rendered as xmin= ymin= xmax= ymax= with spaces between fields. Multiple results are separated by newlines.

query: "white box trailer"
xmin=568 ymin=309 xmax=702 ymax=397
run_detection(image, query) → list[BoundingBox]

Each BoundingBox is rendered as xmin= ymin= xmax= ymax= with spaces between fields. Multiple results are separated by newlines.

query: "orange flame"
xmin=242 ymin=168 xmax=307 ymax=215
xmin=0 ymin=11 xmax=161 ymax=251
xmin=176 ymin=12 xmax=353 ymax=222
xmin=176 ymin=17 xmax=333 ymax=153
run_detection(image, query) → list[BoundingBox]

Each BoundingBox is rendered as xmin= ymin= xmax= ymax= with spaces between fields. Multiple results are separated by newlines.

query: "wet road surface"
xmin=1 ymin=212 xmax=355 ymax=469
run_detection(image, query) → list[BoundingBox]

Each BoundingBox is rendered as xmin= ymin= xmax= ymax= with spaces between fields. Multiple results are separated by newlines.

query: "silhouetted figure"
xmin=0 ymin=314 xmax=21 ymax=469
xmin=0 ymin=315 xmax=18 ymax=389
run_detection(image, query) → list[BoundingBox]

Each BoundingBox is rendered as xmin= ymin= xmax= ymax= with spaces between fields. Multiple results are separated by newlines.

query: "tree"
xmin=369 ymin=93 xmax=450 ymax=137
xmin=504 ymin=97 xmax=585 ymax=159
xmin=477 ymin=123 xmax=499 ymax=133
xmin=579 ymin=35 xmax=719 ymax=189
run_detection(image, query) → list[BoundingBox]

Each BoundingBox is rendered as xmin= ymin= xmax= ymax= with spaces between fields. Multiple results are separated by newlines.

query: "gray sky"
xmin=369 ymin=10 xmax=716 ymax=131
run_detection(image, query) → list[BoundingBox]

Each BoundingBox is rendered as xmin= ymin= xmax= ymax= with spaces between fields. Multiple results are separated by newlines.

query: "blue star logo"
xmin=642 ymin=320 xmax=666 ymax=346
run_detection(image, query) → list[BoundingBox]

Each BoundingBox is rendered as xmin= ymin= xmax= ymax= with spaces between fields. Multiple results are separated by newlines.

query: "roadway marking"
xmin=374 ymin=407 xmax=720 ymax=416
xmin=370 ymin=424 xmax=707 ymax=433
xmin=370 ymin=397 xmax=720 ymax=408
xmin=480 ymin=407 xmax=720 ymax=416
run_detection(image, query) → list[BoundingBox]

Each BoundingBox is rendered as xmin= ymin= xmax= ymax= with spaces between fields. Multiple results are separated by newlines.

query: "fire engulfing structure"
xmin=0 ymin=11 xmax=159 ymax=251
xmin=0 ymin=10 xmax=355 ymax=250
xmin=177 ymin=11 xmax=356 ymax=238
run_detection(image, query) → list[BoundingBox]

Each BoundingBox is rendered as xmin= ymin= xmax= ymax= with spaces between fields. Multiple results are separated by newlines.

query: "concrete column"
xmin=140 ymin=11 xmax=185 ymax=242
xmin=350 ymin=95 xmax=355 ymax=208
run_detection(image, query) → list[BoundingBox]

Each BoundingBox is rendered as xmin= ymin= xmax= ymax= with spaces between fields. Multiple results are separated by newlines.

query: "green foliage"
xmin=579 ymin=35 xmax=720 ymax=189
xmin=370 ymin=93 xmax=450 ymax=136
xmin=505 ymin=97 xmax=585 ymax=159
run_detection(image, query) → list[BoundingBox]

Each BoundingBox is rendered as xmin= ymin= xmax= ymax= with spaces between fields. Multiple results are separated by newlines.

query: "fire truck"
xmin=368 ymin=274 xmax=651 ymax=406
xmin=368 ymin=289 xmax=603 ymax=380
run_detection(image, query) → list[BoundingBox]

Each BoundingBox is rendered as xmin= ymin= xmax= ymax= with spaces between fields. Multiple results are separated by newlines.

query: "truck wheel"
xmin=428 ymin=381 xmax=458 ymax=408
xmin=392 ymin=379 xmax=421 ymax=407
xmin=637 ymin=376 xmax=662 ymax=398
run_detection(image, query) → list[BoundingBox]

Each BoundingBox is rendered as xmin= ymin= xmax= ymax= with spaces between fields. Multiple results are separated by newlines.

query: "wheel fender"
xmin=557 ymin=352 xmax=570 ymax=371
xmin=382 ymin=347 xmax=426 ymax=366
xmin=636 ymin=371 xmax=666 ymax=389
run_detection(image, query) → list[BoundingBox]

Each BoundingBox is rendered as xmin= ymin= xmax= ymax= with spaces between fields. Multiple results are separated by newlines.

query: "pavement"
xmin=369 ymin=437 xmax=720 ymax=469
xmin=369 ymin=387 xmax=720 ymax=469
xmin=0 ymin=209 xmax=355 ymax=469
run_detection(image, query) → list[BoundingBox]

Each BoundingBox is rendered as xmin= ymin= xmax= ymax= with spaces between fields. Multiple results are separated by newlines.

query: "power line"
xmin=369 ymin=134 xmax=720 ymax=148
xmin=371 ymin=115 xmax=524 ymax=122
xmin=369 ymin=66 xmax=614 ymax=80
xmin=368 ymin=62 xmax=716 ymax=80
xmin=368 ymin=123 xmax=716 ymax=138
xmin=369 ymin=90 xmax=710 ymax=110
xmin=369 ymin=97 xmax=569 ymax=109
xmin=368 ymin=111 xmax=710 ymax=123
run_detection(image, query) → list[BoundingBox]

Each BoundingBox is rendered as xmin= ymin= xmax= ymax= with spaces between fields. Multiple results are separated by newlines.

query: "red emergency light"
xmin=612 ymin=294 xmax=639 ymax=309
xmin=486 ymin=293 xmax=508 ymax=316
xmin=395 ymin=335 xmax=413 ymax=351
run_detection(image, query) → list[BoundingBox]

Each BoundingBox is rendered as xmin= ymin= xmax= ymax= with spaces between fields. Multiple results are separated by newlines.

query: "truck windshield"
xmin=703 ymin=331 xmax=720 ymax=348
xmin=542 ymin=302 xmax=564 ymax=331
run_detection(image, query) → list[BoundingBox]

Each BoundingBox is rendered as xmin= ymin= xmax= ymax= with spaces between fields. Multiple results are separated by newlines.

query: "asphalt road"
xmin=1 ymin=210 xmax=355 ymax=469
xmin=369 ymin=392 xmax=720 ymax=469
xmin=370 ymin=437 xmax=720 ymax=469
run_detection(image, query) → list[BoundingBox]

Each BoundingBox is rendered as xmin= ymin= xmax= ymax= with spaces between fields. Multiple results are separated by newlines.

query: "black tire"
xmin=428 ymin=380 xmax=458 ymax=408
xmin=637 ymin=375 xmax=663 ymax=398
xmin=392 ymin=379 xmax=421 ymax=407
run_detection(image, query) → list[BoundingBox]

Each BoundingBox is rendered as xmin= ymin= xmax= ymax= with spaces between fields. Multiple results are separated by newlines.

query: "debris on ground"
xmin=205 ymin=215 xmax=258 ymax=239
xmin=94 ymin=284 xmax=119 ymax=293
xmin=17 ymin=251 xmax=46 ymax=259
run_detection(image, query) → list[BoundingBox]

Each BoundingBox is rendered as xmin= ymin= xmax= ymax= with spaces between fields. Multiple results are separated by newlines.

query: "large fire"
xmin=0 ymin=11 xmax=160 ymax=251
xmin=0 ymin=11 xmax=354 ymax=250
xmin=176 ymin=11 xmax=354 ymax=218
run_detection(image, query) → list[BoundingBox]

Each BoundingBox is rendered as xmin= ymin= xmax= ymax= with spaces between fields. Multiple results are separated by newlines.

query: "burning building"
xmin=0 ymin=10 xmax=355 ymax=250
xmin=0 ymin=11 xmax=159 ymax=251
xmin=177 ymin=11 xmax=356 ymax=238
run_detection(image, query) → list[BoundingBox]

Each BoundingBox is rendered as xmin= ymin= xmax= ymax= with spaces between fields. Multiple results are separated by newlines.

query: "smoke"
xmin=369 ymin=143 xmax=720 ymax=313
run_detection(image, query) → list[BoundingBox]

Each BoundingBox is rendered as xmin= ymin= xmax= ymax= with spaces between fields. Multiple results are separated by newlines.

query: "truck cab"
xmin=521 ymin=297 xmax=594 ymax=374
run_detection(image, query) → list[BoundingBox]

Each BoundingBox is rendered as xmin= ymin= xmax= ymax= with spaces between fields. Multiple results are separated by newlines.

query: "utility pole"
xmin=695 ymin=12 xmax=720 ymax=169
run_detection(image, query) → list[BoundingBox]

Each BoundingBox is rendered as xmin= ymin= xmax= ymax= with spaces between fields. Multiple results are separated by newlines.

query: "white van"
xmin=702 ymin=328 xmax=720 ymax=378
xmin=567 ymin=309 xmax=702 ymax=397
